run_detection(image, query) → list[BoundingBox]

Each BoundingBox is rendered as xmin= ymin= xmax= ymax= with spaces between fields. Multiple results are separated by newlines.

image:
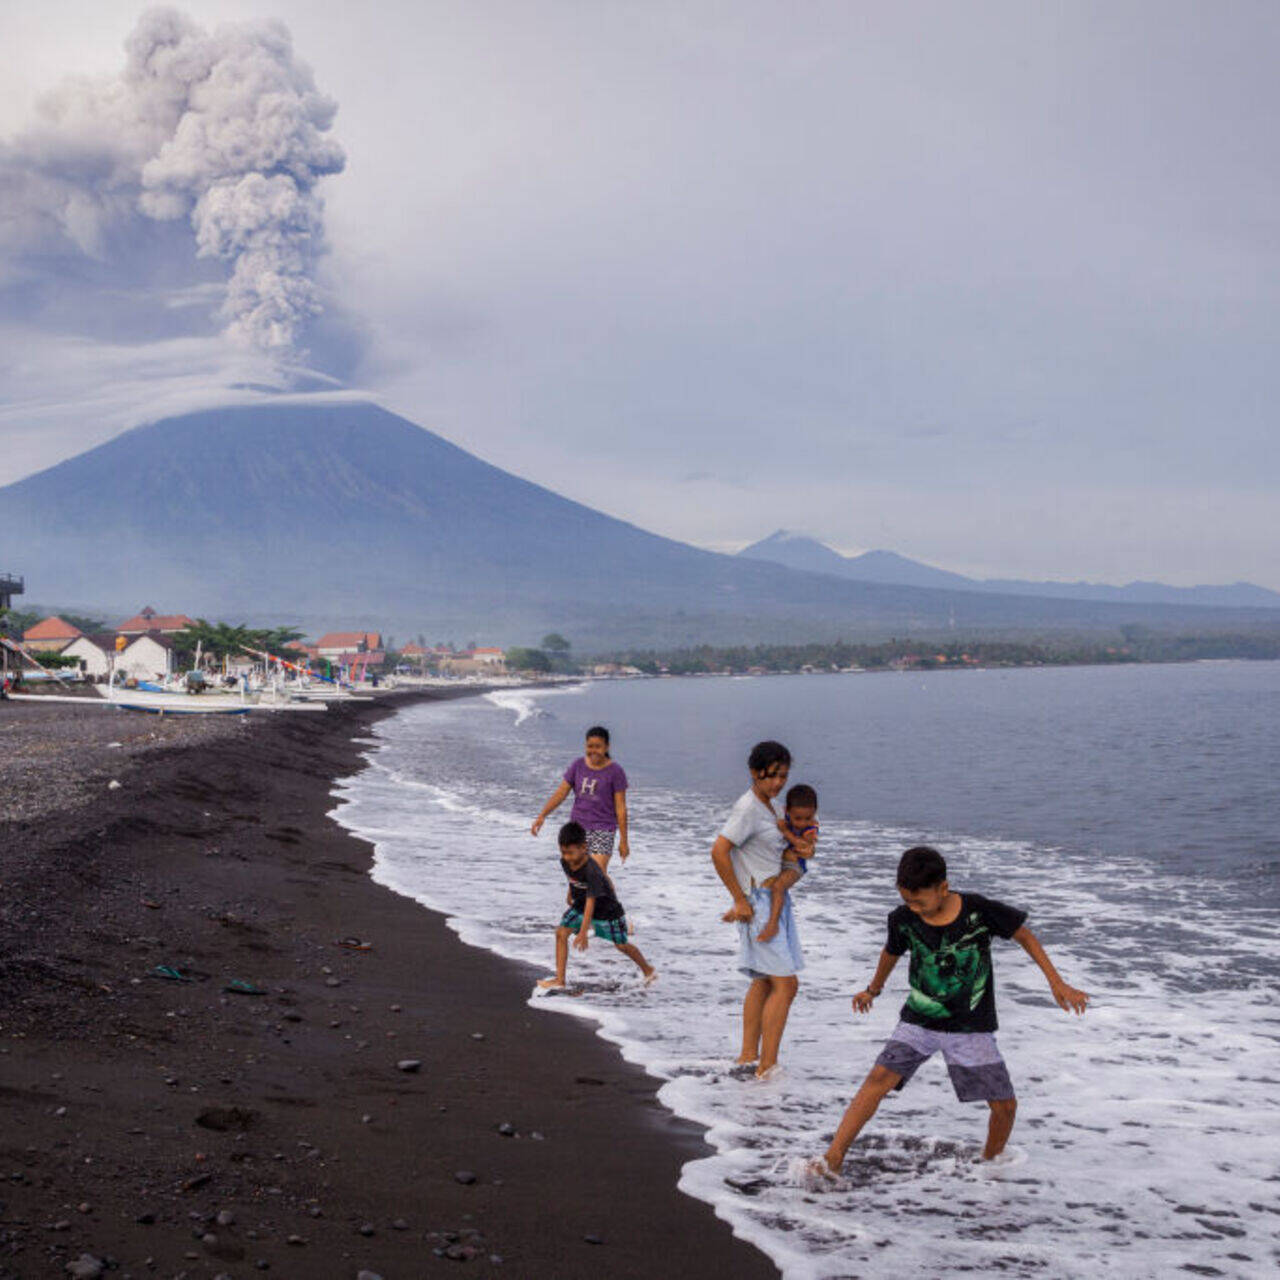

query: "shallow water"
xmin=334 ymin=664 xmax=1280 ymax=1278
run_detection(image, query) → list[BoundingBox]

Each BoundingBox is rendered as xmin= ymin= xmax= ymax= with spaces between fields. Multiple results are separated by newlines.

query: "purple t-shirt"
xmin=563 ymin=758 xmax=627 ymax=831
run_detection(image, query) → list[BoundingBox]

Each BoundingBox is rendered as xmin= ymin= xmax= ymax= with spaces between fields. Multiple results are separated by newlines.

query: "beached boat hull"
xmin=95 ymin=685 xmax=255 ymax=715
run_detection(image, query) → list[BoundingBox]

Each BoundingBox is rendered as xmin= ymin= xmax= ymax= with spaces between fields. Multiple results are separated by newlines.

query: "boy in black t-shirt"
xmin=537 ymin=821 xmax=657 ymax=991
xmin=809 ymin=846 xmax=1088 ymax=1177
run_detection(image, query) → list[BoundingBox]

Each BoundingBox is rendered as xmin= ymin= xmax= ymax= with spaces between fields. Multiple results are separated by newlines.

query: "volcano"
xmin=4 ymin=399 xmax=1276 ymax=646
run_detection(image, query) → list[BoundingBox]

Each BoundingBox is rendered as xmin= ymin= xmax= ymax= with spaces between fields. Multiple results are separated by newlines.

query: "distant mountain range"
xmin=4 ymin=400 xmax=1280 ymax=648
xmin=738 ymin=530 xmax=1280 ymax=610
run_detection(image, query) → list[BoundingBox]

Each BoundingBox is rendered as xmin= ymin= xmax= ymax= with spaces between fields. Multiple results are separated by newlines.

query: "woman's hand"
xmin=574 ymin=930 xmax=590 ymax=952
xmin=530 ymin=815 xmax=544 ymax=836
xmin=617 ymin=834 xmax=630 ymax=862
xmin=721 ymin=898 xmax=754 ymax=924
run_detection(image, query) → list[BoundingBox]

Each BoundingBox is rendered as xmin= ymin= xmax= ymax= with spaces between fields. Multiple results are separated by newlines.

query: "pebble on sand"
xmin=396 ymin=1058 xmax=422 ymax=1072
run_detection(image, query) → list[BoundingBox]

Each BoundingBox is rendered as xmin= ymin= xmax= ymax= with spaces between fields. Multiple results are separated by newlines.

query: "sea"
xmin=333 ymin=662 xmax=1280 ymax=1279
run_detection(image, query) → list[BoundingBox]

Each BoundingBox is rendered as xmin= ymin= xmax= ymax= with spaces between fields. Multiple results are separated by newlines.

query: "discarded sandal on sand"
xmin=336 ymin=937 xmax=372 ymax=950
xmin=152 ymin=964 xmax=194 ymax=983
xmin=223 ymin=979 xmax=266 ymax=996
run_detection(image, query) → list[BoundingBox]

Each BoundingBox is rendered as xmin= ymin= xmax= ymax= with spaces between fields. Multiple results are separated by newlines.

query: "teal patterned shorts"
xmin=560 ymin=907 xmax=629 ymax=944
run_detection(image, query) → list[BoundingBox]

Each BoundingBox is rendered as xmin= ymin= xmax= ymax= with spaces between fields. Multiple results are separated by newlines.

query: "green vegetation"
xmin=591 ymin=631 xmax=1280 ymax=676
xmin=0 ymin=607 xmax=39 ymax=639
xmin=61 ymin=612 xmax=109 ymax=635
xmin=506 ymin=646 xmax=553 ymax=673
xmin=171 ymin=620 xmax=306 ymax=664
xmin=0 ymin=608 xmax=106 ymax=639
xmin=509 ymin=634 xmax=578 ymax=675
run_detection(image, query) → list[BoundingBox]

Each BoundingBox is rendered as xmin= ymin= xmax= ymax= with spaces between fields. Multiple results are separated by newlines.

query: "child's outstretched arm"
xmin=614 ymin=790 xmax=630 ymax=861
xmin=574 ymin=895 xmax=596 ymax=951
xmin=852 ymin=950 xmax=900 ymax=1012
xmin=1012 ymin=926 xmax=1089 ymax=1014
xmin=531 ymin=780 xmax=572 ymax=835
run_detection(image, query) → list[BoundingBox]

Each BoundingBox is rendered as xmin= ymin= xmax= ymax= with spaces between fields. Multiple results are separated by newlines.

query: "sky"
xmin=2 ymin=0 xmax=1278 ymax=589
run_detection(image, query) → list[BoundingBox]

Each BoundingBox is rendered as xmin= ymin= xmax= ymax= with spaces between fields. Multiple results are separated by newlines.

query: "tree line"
xmin=504 ymin=630 xmax=1280 ymax=675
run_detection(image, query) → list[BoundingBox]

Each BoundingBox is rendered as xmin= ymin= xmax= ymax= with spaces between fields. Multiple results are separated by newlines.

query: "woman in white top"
xmin=710 ymin=740 xmax=804 ymax=1079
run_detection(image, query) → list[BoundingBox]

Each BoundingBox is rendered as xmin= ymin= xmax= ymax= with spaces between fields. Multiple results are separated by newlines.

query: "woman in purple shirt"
xmin=531 ymin=725 xmax=630 ymax=869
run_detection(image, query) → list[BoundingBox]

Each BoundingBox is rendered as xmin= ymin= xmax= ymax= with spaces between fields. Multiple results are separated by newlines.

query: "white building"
xmin=62 ymin=634 xmax=117 ymax=678
xmin=115 ymin=633 xmax=174 ymax=681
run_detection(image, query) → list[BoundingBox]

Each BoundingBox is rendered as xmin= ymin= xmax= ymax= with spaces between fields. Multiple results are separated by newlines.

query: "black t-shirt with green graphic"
xmin=885 ymin=893 xmax=1027 ymax=1033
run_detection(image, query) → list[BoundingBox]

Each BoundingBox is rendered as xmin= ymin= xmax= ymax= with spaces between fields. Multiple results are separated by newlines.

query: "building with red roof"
xmin=315 ymin=631 xmax=382 ymax=657
xmin=22 ymin=616 xmax=83 ymax=653
xmin=117 ymin=606 xmax=194 ymax=636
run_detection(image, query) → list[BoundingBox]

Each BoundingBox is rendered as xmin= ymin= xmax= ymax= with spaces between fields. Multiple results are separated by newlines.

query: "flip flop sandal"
xmin=152 ymin=964 xmax=194 ymax=983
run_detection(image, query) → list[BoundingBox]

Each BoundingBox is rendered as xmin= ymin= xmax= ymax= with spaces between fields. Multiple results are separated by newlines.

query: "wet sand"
xmin=0 ymin=692 xmax=778 ymax=1279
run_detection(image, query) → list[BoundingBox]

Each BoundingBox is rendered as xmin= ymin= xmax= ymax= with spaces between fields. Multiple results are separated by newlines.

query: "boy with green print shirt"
xmin=810 ymin=845 xmax=1088 ymax=1177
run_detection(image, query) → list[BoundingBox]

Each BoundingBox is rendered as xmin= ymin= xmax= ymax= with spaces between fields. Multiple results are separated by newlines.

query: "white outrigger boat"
xmin=96 ymin=676 xmax=255 ymax=715
xmin=238 ymin=645 xmax=375 ymax=703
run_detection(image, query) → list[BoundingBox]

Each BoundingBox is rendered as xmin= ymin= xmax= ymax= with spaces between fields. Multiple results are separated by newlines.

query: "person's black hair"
xmin=585 ymin=725 xmax=611 ymax=759
xmin=748 ymin=740 xmax=791 ymax=775
xmin=897 ymin=846 xmax=947 ymax=891
xmin=786 ymin=783 xmax=818 ymax=811
xmin=559 ymin=820 xmax=587 ymax=848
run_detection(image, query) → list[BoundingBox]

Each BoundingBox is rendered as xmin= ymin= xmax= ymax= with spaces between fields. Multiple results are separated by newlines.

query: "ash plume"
xmin=0 ymin=7 xmax=344 ymax=356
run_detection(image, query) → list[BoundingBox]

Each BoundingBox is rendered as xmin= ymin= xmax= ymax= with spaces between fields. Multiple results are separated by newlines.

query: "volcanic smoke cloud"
xmin=0 ymin=7 xmax=345 ymax=355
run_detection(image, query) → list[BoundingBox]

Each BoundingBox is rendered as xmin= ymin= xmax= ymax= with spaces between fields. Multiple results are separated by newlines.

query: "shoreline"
xmin=0 ymin=691 xmax=778 ymax=1279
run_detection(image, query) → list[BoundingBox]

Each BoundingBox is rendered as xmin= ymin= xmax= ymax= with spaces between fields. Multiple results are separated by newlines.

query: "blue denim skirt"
xmin=737 ymin=886 xmax=805 ymax=978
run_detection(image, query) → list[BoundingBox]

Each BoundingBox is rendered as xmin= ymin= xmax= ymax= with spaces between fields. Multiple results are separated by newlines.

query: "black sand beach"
xmin=0 ymin=693 xmax=778 ymax=1279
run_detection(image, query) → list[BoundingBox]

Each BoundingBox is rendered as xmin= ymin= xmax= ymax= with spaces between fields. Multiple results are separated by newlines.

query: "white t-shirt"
xmin=720 ymin=788 xmax=782 ymax=893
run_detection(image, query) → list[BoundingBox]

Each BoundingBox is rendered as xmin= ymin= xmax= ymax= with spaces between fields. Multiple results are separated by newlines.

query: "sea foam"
xmin=334 ymin=680 xmax=1280 ymax=1279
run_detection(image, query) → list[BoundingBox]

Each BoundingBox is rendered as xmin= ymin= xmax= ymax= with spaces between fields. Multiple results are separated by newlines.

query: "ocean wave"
xmin=333 ymin=684 xmax=1280 ymax=1279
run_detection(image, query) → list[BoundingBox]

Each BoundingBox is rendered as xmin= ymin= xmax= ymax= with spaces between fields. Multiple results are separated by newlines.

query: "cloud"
xmin=0 ymin=322 xmax=360 ymax=486
xmin=0 ymin=6 xmax=344 ymax=356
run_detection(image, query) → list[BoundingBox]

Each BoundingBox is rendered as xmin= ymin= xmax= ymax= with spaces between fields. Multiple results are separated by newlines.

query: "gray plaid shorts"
xmin=875 ymin=1020 xmax=1015 ymax=1102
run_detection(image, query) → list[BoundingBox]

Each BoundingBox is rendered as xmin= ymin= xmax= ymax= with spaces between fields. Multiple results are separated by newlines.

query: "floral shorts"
xmin=585 ymin=829 xmax=616 ymax=860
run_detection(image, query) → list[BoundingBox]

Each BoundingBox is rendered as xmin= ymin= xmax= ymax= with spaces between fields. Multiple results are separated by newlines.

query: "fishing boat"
xmin=95 ymin=678 xmax=255 ymax=715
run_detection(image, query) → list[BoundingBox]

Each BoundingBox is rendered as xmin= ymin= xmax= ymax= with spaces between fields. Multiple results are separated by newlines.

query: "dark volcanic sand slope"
xmin=0 ymin=695 xmax=777 ymax=1279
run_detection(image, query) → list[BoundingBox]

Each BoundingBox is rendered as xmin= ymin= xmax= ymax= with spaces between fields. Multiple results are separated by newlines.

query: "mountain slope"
xmin=739 ymin=530 xmax=1280 ymax=610
xmin=5 ymin=402 xmax=1279 ymax=645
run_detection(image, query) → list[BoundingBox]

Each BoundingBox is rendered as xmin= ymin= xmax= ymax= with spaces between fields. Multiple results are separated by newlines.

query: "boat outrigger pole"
xmin=238 ymin=645 xmax=339 ymax=684
xmin=0 ymin=635 xmax=75 ymax=685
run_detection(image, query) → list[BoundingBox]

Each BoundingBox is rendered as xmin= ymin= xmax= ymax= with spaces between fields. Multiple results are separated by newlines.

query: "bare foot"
xmin=754 ymin=1063 xmax=783 ymax=1081
xmin=756 ymin=920 xmax=780 ymax=943
xmin=537 ymin=977 xmax=567 ymax=990
xmin=642 ymin=970 xmax=659 ymax=987
xmin=800 ymin=1155 xmax=839 ymax=1185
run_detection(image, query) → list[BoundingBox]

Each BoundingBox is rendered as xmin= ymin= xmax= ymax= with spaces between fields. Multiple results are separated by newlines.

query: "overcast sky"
xmin=2 ymin=1 xmax=1277 ymax=588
